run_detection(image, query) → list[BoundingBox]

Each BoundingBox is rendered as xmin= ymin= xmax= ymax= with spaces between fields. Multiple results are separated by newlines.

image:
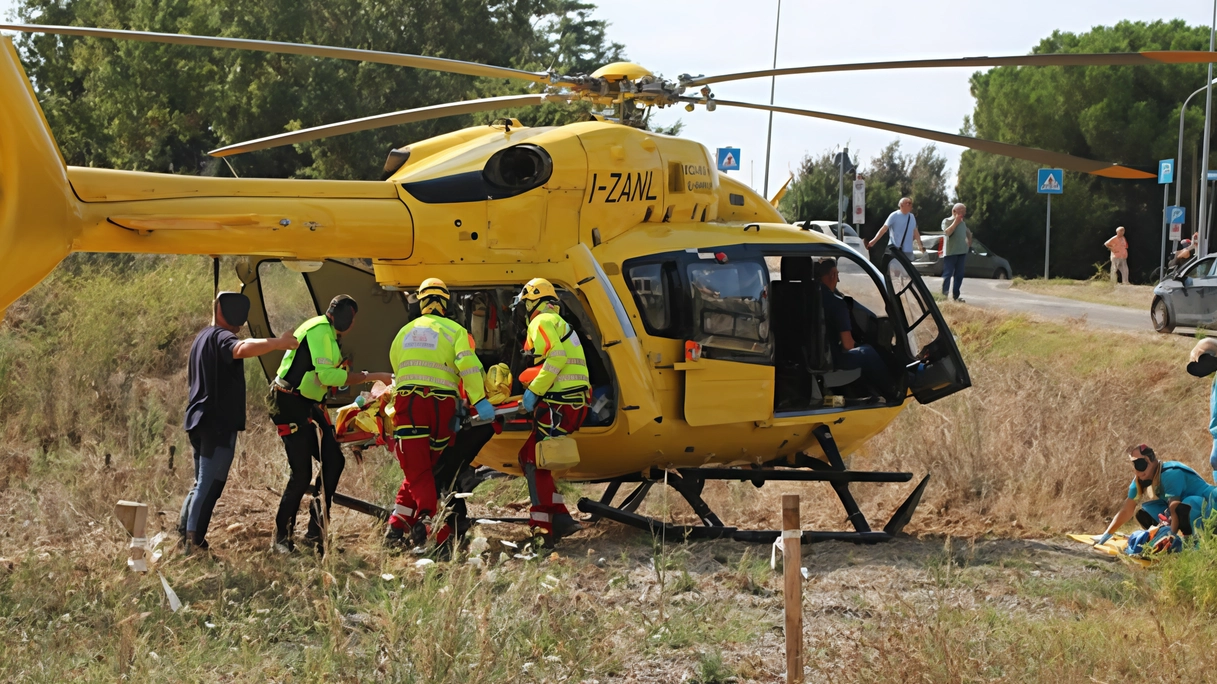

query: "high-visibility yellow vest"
xmin=275 ymin=315 xmax=347 ymax=402
xmin=389 ymin=314 xmax=487 ymax=403
xmin=525 ymin=310 xmax=590 ymax=396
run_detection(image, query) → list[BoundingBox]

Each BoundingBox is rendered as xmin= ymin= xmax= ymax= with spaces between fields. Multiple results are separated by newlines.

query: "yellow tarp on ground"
xmin=1068 ymin=533 xmax=1152 ymax=567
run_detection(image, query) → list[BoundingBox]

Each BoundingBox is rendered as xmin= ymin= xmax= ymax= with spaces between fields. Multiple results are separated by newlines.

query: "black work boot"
xmin=272 ymin=534 xmax=296 ymax=555
xmin=384 ymin=525 xmax=407 ymax=549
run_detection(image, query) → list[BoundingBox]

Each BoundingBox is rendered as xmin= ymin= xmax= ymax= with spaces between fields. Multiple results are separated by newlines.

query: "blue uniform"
xmin=1209 ymin=377 xmax=1217 ymax=481
xmin=1128 ymin=461 xmax=1217 ymax=531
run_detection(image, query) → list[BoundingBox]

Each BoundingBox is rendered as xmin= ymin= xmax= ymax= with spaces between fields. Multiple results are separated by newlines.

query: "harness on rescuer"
xmin=514 ymin=277 xmax=590 ymax=543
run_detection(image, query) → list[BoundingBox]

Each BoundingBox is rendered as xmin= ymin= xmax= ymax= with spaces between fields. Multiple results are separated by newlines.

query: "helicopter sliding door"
xmin=880 ymin=249 xmax=971 ymax=403
xmin=566 ymin=244 xmax=662 ymax=434
xmin=676 ymin=251 xmax=774 ymax=426
xmin=237 ymin=257 xmax=410 ymax=404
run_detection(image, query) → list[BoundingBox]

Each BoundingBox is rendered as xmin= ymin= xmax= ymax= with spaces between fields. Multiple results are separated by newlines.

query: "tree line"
xmin=782 ymin=19 xmax=1213 ymax=280
xmin=15 ymin=0 xmax=624 ymax=180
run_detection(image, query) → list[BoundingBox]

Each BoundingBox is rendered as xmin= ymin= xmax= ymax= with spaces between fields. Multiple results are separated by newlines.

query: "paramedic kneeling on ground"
xmin=1095 ymin=444 xmax=1217 ymax=547
xmin=270 ymin=295 xmax=392 ymax=553
xmin=816 ymin=259 xmax=888 ymax=393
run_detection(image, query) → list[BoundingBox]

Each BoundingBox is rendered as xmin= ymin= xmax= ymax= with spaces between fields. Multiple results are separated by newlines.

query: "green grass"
xmin=1010 ymin=276 xmax=1154 ymax=309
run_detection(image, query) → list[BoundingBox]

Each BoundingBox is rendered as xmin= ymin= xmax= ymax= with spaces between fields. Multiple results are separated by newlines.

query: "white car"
xmin=797 ymin=221 xmax=870 ymax=262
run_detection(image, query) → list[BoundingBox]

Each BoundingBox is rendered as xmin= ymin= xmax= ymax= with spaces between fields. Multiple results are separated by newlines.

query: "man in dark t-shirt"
xmin=815 ymin=260 xmax=889 ymax=394
xmin=179 ymin=292 xmax=297 ymax=552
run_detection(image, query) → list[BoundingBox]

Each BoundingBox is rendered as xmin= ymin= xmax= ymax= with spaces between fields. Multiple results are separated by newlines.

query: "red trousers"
xmin=519 ymin=394 xmax=588 ymax=533
xmin=390 ymin=389 xmax=457 ymax=543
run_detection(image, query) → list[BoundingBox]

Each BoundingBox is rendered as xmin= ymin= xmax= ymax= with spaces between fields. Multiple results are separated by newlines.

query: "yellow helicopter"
xmin=0 ymin=23 xmax=1189 ymax=542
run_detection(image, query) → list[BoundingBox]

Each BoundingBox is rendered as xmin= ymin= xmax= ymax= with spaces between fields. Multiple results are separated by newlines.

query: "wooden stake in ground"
xmin=114 ymin=500 xmax=149 ymax=572
xmin=783 ymin=493 xmax=803 ymax=684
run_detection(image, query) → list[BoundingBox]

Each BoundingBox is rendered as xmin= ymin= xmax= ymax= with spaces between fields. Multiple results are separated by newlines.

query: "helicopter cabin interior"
xmin=239 ymin=258 xmax=619 ymax=429
xmin=622 ymin=243 xmax=951 ymax=415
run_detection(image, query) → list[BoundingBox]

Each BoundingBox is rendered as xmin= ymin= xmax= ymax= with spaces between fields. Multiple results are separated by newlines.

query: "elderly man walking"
xmin=941 ymin=203 xmax=972 ymax=302
xmin=1105 ymin=226 xmax=1129 ymax=284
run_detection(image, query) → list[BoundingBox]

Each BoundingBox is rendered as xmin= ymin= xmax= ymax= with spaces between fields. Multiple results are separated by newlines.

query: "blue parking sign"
xmin=716 ymin=147 xmax=740 ymax=171
xmin=1159 ymin=159 xmax=1174 ymax=184
xmin=1168 ymin=206 xmax=1185 ymax=225
xmin=1037 ymin=168 xmax=1063 ymax=194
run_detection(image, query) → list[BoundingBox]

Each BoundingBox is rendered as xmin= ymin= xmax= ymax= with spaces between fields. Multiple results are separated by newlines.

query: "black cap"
xmin=216 ymin=291 xmax=251 ymax=327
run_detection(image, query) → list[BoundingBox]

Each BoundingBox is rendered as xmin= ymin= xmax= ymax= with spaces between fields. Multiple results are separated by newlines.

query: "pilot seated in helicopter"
xmin=815 ymin=259 xmax=889 ymax=395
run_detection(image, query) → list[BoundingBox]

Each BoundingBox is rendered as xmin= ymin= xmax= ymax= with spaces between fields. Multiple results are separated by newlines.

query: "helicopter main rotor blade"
xmin=0 ymin=23 xmax=550 ymax=84
xmin=209 ymin=94 xmax=566 ymax=157
xmin=708 ymin=98 xmax=1155 ymax=179
xmin=686 ymin=51 xmax=1217 ymax=87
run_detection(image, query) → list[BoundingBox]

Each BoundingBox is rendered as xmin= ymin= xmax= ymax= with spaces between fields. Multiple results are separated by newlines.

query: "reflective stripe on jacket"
xmin=275 ymin=316 xmax=347 ymax=402
xmin=390 ymin=315 xmax=487 ymax=403
xmin=525 ymin=310 xmax=590 ymax=396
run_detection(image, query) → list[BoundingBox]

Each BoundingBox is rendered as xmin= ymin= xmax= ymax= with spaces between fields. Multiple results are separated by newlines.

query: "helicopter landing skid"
xmin=576 ymin=425 xmax=931 ymax=545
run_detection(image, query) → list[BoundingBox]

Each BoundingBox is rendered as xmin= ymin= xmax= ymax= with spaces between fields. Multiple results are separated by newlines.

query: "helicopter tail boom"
xmin=0 ymin=37 xmax=81 ymax=318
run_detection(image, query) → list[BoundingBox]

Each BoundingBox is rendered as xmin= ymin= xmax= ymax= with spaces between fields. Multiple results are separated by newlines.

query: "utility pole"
xmin=762 ymin=0 xmax=781 ymax=198
xmin=837 ymin=147 xmax=848 ymax=241
xmin=1199 ymin=0 xmax=1216 ymax=256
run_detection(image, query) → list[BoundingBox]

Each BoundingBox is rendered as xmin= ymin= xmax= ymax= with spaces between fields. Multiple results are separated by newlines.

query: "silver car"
xmin=798 ymin=221 xmax=870 ymax=261
xmin=1152 ymin=255 xmax=1217 ymax=333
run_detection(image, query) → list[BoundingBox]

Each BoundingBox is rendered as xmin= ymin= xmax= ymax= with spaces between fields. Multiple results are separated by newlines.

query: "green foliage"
xmin=16 ymin=0 xmax=624 ymax=180
xmin=958 ymin=20 xmax=1210 ymax=279
xmin=778 ymin=141 xmax=952 ymax=246
xmin=0 ymin=254 xmax=210 ymax=451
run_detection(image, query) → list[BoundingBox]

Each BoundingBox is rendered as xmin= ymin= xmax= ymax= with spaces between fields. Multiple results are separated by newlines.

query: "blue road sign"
xmin=1168 ymin=206 xmax=1186 ymax=225
xmin=1208 ymin=170 xmax=1217 ymax=182
xmin=1159 ymin=159 xmax=1175 ymax=185
xmin=716 ymin=147 xmax=740 ymax=171
xmin=1037 ymin=168 xmax=1063 ymax=194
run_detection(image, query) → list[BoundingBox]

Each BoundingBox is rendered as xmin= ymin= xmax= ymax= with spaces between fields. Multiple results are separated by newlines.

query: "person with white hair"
xmin=941 ymin=203 xmax=972 ymax=302
xmin=866 ymin=197 xmax=923 ymax=260
xmin=1104 ymin=226 xmax=1129 ymax=284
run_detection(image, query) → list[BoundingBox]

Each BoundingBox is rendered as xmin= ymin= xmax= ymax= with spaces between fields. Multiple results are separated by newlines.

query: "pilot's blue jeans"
xmin=835 ymin=345 xmax=888 ymax=391
xmin=942 ymin=254 xmax=967 ymax=299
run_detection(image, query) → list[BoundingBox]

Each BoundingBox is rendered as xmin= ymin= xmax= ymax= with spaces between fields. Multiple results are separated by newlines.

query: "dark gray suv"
xmin=911 ymin=234 xmax=1012 ymax=280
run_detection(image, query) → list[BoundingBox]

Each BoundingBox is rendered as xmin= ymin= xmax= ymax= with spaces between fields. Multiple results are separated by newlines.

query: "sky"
xmin=0 ymin=0 xmax=1213 ymax=196
xmin=589 ymin=0 xmax=1217 ymax=196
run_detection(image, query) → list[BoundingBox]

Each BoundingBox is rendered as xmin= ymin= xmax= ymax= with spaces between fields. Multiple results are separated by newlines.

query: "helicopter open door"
xmin=566 ymin=244 xmax=662 ymax=434
xmin=237 ymin=257 xmax=410 ymax=405
xmin=880 ymin=249 xmax=971 ymax=403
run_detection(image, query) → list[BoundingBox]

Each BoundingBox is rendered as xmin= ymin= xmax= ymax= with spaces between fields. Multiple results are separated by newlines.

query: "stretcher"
xmin=1067 ymin=533 xmax=1152 ymax=568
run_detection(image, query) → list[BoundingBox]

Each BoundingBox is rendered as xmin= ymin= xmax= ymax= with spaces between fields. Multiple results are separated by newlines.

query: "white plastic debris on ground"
xmin=158 ymin=572 xmax=182 ymax=612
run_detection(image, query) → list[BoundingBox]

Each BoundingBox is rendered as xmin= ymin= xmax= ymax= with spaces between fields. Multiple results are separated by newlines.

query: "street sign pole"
xmin=1160 ymin=159 xmax=1175 ymax=280
xmin=1162 ymin=184 xmax=1170 ymax=280
xmin=1037 ymin=168 xmax=1062 ymax=279
xmin=1044 ymin=194 xmax=1051 ymax=280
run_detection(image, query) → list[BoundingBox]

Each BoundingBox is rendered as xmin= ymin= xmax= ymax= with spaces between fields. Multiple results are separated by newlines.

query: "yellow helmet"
xmin=517 ymin=277 xmax=558 ymax=313
xmin=418 ymin=277 xmax=450 ymax=315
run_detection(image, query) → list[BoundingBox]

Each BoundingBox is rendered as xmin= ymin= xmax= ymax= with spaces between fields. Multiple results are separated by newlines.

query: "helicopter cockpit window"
xmin=257 ymin=261 xmax=315 ymax=336
xmin=624 ymin=261 xmax=683 ymax=338
xmin=887 ymin=258 xmax=941 ymax=358
xmin=687 ymin=260 xmax=771 ymax=359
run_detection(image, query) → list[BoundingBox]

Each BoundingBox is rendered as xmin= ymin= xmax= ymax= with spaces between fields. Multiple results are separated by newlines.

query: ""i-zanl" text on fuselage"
xmin=587 ymin=172 xmax=659 ymax=204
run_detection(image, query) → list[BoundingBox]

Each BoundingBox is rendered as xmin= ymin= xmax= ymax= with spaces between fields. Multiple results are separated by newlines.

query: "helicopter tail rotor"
xmin=0 ymin=37 xmax=80 ymax=317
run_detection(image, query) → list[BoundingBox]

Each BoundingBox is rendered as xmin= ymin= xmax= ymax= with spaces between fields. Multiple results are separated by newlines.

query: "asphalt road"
xmin=922 ymin=276 xmax=1153 ymax=333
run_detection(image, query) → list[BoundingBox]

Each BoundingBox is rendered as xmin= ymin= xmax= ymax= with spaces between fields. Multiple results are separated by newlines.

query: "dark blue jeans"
xmin=942 ymin=254 xmax=967 ymax=299
xmin=835 ymin=344 xmax=888 ymax=390
xmin=179 ymin=429 xmax=237 ymax=545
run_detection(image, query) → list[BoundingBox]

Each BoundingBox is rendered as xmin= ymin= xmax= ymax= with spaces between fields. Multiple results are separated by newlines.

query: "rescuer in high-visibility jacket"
xmin=386 ymin=278 xmax=495 ymax=549
xmin=270 ymin=295 xmax=392 ymax=554
xmin=515 ymin=278 xmax=591 ymax=542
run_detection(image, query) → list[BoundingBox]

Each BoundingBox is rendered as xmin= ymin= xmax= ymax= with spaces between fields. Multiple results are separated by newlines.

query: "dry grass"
xmin=4 ymin=257 xmax=1217 ymax=681
xmin=1011 ymin=277 xmax=1155 ymax=310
